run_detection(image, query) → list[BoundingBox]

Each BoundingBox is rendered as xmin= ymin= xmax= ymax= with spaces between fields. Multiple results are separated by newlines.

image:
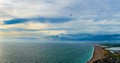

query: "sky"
xmin=0 ymin=0 xmax=120 ymax=41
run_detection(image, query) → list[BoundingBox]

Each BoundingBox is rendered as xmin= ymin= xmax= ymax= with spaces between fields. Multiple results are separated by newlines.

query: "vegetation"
xmin=93 ymin=48 xmax=120 ymax=63
xmin=109 ymin=53 xmax=120 ymax=59
xmin=100 ymin=43 xmax=120 ymax=47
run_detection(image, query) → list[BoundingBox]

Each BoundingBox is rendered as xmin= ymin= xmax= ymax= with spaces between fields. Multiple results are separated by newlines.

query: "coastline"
xmin=87 ymin=45 xmax=105 ymax=63
xmin=86 ymin=45 xmax=95 ymax=63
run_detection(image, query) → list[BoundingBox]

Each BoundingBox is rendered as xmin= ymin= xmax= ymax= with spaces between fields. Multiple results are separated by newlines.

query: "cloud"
xmin=0 ymin=0 xmax=120 ymax=41
xmin=49 ymin=18 xmax=120 ymax=34
xmin=0 ymin=29 xmax=67 ymax=40
xmin=4 ymin=18 xmax=28 ymax=24
xmin=0 ymin=22 xmax=48 ymax=29
xmin=4 ymin=17 xmax=74 ymax=24
xmin=1 ymin=17 xmax=120 ymax=34
xmin=1 ymin=0 xmax=120 ymax=18
xmin=0 ymin=0 xmax=76 ymax=18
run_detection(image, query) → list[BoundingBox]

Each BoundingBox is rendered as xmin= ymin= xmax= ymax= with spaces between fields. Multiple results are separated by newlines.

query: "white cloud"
xmin=0 ymin=21 xmax=67 ymax=37
xmin=1 ymin=0 xmax=120 ymax=19
xmin=0 ymin=22 xmax=48 ymax=29
xmin=47 ymin=18 xmax=120 ymax=34
xmin=0 ymin=0 xmax=77 ymax=19
xmin=38 ymin=30 xmax=66 ymax=35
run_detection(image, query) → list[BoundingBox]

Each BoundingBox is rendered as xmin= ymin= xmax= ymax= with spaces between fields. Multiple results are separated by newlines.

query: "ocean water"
xmin=0 ymin=42 xmax=94 ymax=63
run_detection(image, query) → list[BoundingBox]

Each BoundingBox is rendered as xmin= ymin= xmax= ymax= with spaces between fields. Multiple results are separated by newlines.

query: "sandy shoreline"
xmin=87 ymin=45 xmax=105 ymax=63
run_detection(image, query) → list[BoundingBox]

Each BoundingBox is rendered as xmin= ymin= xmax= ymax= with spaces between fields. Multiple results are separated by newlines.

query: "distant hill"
xmin=48 ymin=33 xmax=120 ymax=41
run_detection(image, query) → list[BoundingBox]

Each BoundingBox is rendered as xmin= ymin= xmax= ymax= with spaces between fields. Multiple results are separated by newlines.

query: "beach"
xmin=87 ymin=45 xmax=105 ymax=63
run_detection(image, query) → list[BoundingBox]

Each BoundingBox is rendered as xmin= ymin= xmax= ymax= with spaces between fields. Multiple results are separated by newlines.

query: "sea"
xmin=0 ymin=42 xmax=94 ymax=63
